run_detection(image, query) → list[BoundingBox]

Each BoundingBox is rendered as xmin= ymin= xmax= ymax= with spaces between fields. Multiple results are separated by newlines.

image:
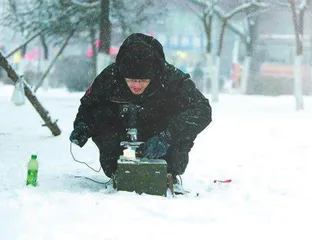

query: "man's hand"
xmin=140 ymin=131 xmax=171 ymax=159
xmin=69 ymin=123 xmax=90 ymax=147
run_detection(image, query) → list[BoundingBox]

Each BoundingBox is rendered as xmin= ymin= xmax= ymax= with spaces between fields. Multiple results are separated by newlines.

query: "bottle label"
xmin=26 ymin=169 xmax=38 ymax=187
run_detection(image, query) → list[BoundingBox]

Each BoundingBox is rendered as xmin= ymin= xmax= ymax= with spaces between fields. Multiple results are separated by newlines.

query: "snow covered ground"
xmin=1 ymin=84 xmax=312 ymax=240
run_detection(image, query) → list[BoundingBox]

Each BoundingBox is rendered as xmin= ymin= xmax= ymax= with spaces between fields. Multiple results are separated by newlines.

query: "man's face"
xmin=125 ymin=78 xmax=151 ymax=95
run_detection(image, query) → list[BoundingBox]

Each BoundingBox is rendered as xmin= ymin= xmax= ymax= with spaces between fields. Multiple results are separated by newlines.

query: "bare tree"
xmin=34 ymin=28 xmax=77 ymax=92
xmin=186 ymin=0 xmax=268 ymax=100
xmin=4 ymin=28 xmax=48 ymax=58
xmin=1 ymin=0 xmax=167 ymax=88
xmin=212 ymin=0 xmax=267 ymax=102
xmin=185 ymin=0 xmax=219 ymax=95
xmin=186 ymin=0 xmax=310 ymax=99
xmin=289 ymin=0 xmax=311 ymax=110
xmin=238 ymin=0 xmax=280 ymax=94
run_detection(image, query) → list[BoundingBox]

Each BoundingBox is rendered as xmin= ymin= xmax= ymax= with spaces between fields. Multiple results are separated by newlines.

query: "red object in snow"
xmin=213 ymin=179 xmax=232 ymax=183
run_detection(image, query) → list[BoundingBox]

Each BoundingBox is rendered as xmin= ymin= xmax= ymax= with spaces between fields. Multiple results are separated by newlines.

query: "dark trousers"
xmin=92 ymin=132 xmax=193 ymax=178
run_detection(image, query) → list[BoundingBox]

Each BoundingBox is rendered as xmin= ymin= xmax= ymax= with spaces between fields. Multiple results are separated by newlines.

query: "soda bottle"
xmin=26 ymin=154 xmax=39 ymax=187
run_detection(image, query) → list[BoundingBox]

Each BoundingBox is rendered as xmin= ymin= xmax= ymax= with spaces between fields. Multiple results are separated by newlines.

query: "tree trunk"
xmin=246 ymin=14 xmax=261 ymax=94
xmin=203 ymin=14 xmax=213 ymax=95
xmin=212 ymin=56 xmax=221 ymax=102
xmin=294 ymin=55 xmax=304 ymax=110
xmin=241 ymin=41 xmax=252 ymax=94
xmin=240 ymin=55 xmax=251 ymax=94
xmin=40 ymin=34 xmax=49 ymax=60
xmin=212 ymin=19 xmax=227 ymax=102
xmin=21 ymin=44 xmax=27 ymax=58
xmin=290 ymin=0 xmax=304 ymax=110
xmin=0 ymin=52 xmax=61 ymax=136
xmin=90 ymin=27 xmax=98 ymax=78
xmin=97 ymin=0 xmax=112 ymax=75
xmin=99 ymin=0 xmax=111 ymax=54
xmin=205 ymin=53 xmax=213 ymax=95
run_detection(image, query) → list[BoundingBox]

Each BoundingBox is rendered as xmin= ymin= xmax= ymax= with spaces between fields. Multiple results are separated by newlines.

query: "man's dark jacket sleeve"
xmin=164 ymin=68 xmax=212 ymax=143
xmin=73 ymin=69 xmax=110 ymax=131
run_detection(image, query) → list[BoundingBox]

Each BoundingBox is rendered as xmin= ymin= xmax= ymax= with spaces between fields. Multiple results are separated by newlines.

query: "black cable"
xmin=69 ymin=142 xmax=181 ymax=189
xmin=70 ymin=142 xmax=112 ymax=186
xmin=70 ymin=142 xmax=102 ymax=172
xmin=73 ymin=175 xmax=112 ymax=186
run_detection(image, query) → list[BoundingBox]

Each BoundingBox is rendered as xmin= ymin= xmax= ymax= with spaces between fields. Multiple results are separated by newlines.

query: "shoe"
xmin=172 ymin=175 xmax=185 ymax=195
xmin=167 ymin=174 xmax=185 ymax=195
xmin=107 ymin=173 xmax=117 ymax=189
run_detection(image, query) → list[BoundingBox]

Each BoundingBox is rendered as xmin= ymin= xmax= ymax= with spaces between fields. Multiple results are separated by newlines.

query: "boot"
xmin=172 ymin=175 xmax=185 ymax=194
xmin=167 ymin=173 xmax=185 ymax=195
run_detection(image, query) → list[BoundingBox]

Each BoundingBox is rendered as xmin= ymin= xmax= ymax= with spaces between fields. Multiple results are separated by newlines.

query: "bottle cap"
xmin=31 ymin=154 xmax=37 ymax=159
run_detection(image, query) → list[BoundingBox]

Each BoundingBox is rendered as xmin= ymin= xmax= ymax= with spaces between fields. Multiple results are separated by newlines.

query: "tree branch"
xmin=0 ymin=52 xmax=62 ymax=136
xmin=5 ymin=28 xmax=48 ymax=58
xmin=212 ymin=5 xmax=247 ymax=42
xmin=224 ymin=2 xmax=253 ymax=19
xmin=70 ymin=0 xmax=100 ymax=8
xmin=34 ymin=28 xmax=76 ymax=92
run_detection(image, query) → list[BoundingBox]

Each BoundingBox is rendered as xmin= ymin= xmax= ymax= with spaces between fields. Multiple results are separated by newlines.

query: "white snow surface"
xmin=1 ymin=85 xmax=312 ymax=240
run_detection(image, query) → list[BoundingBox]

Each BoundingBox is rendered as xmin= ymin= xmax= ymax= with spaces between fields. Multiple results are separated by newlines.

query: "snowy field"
xmin=1 ymin=84 xmax=312 ymax=240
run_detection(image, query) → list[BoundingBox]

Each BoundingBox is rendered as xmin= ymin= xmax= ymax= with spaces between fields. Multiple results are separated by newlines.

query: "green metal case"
xmin=116 ymin=158 xmax=167 ymax=196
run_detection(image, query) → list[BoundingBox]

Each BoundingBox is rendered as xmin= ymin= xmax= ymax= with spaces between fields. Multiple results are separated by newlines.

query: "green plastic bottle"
xmin=26 ymin=154 xmax=39 ymax=187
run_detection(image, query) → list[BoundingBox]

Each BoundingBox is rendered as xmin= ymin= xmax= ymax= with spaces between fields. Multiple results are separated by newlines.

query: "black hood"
xmin=115 ymin=33 xmax=166 ymax=101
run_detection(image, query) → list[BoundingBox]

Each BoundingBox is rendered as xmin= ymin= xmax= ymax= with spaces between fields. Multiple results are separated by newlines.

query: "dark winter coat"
xmin=73 ymin=35 xmax=212 ymax=145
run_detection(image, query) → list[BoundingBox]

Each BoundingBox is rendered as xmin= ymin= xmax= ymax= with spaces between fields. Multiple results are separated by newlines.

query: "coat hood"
xmin=115 ymin=33 xmax=166 ymax=101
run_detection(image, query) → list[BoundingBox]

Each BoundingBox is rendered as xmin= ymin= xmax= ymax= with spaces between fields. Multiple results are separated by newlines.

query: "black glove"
xmin=140 ymin=131 xmax=171 ymax=159
xmin=69 ymin=122 xmax=90 ymax=147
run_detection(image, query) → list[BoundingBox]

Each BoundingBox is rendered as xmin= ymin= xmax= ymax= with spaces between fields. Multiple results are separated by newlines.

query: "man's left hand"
xmin=140 ymin=131 xmax=171 ymax=159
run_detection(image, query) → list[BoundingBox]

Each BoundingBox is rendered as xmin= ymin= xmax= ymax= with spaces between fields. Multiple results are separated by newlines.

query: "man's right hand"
xmin=69 ymin=123 xmax=90 ymax=147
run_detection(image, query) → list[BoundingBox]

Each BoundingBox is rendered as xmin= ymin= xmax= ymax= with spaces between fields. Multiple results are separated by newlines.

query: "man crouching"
xmin=70 ymin=33 xmax=212 ymax=191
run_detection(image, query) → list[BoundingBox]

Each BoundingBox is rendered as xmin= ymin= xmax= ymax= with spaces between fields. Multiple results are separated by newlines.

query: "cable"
xmin=73 ymin=175 xmax=112 ymax=186
xmin=70 ymin=142 xmax=102 ymax=172
xmin=70 ymin=142 xmax=112 ymax=186
xmin=69 ymin=142 xmax=182 ymax=189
